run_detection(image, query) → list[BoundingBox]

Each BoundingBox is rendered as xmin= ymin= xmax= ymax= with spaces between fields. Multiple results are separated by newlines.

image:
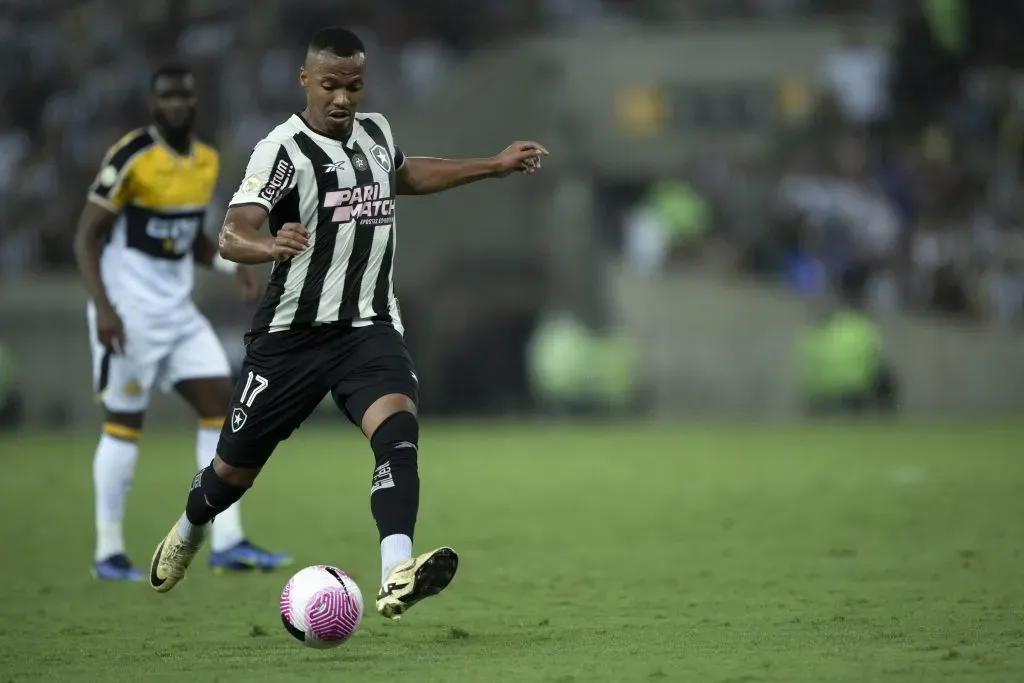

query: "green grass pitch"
xmin=1 ymin=421 xmax=1022 ymax=682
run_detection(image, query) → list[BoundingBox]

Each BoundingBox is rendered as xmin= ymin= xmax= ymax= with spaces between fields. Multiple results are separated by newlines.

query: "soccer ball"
xmin=280 ymin=565 xmax=364 ymax=648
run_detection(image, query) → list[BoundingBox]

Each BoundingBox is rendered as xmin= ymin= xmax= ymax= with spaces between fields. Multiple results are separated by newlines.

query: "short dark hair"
xmin=150 ymin=63 xmax=193 ymax=92
xmin=308 ymin=27 xmax=365 ymax=58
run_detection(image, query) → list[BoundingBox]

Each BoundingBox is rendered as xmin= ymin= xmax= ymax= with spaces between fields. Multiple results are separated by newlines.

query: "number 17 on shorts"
xmin=231 ymin=371 xmax=269 ymax=433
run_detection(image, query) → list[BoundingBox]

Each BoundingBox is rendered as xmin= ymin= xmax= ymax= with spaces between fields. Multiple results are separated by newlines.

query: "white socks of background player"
xmin=197 ymin=423 xmax=245 ymax=552
xmin=380 ymin=534 xmax=413 ymax=582
xmin=93 ymin=429 xmax=139 ymax=562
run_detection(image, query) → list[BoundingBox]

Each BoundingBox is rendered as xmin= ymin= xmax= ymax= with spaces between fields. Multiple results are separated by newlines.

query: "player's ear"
xmin=299 ymin=65 xmax=308 ymax=88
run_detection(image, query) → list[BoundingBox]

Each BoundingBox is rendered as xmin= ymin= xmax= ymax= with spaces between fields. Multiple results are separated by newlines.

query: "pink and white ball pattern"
xmin=280 ymin=565 xmax=364 ymax=648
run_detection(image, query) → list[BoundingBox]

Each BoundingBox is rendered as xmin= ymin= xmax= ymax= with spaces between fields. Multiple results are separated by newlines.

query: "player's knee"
xmin=361 ymin=393 xmax=416 ymax=438
xmin=369 ymin=410 xmax=419 ymax=467
xmin=211 ymin=454 xmax=261 ymax=488
xmin=102 ymin=411 xmax=145 ymax=441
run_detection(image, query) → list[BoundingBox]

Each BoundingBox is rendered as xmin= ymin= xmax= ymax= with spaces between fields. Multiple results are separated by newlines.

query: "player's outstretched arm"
xmin=396 ymin=141 xmax=549 ymax=195
xmin=218 ymin=204 xmax=310 ymax=264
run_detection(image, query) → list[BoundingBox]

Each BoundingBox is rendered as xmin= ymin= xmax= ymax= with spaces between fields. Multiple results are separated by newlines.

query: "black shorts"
xmin=217 ymin=324 xmax=418 ymax=468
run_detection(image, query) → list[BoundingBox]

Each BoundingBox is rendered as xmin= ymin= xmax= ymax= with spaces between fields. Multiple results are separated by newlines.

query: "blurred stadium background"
xmin=3 ymin=2 xmax=1024 ymax=681
xmin=2 ymin=0 xmax=1024 ymax=427
xmin=2 ymin=0 xmax=1024 ymax=429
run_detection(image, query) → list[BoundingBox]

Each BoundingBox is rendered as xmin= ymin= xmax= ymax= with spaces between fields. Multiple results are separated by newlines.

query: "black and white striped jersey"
xmin=229 ymin=112 xmax=406 ymax=337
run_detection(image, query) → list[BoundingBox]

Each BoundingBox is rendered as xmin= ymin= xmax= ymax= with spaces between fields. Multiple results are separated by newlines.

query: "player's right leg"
xmin=92 ymin=409 xmax=145 ymax=581
xmin=149 ymin=333 xmax=329 ymax=593
xmin=88 ymin=309 xmax=159 ymax=581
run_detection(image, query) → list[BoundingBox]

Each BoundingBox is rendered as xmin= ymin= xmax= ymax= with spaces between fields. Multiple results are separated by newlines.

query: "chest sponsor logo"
xmin=145 ymin=215 xmax=201 ymax=255
xmin=323 ymin=183 xmax=394 ymax=226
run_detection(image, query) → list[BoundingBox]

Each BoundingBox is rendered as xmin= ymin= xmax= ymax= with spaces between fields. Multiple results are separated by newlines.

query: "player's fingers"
xmin=276 ymin=238 xmax=307 ymax=254
xmin=279 ymin=230 xmax=309 ymax=246
xmin=281 ymin=222 xmax=310 ymax=238
xmin=520 ymin=141 xmax=549 ymax=155
xmin=279 ymin=231 xmax=308 ymax=246
xmin=278 ymin=236 xmax=309 ymax=252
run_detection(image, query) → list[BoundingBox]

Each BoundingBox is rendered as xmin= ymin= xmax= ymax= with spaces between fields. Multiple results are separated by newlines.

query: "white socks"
xmin=177 ymin=512 xmax=208 ymax=545
xmin=93 ymin=422 xmax=245 ymax=562
xmin=196 ymin=424 xmax=245 ymax=552
xmin=380 ymin=534 xmax=413 ymax=582
xmin=93 ymin=431 xmax=139 ymax=562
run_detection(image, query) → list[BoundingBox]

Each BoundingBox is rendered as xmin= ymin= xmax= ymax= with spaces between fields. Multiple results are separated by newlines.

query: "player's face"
xmin=151 ymin=75 xmax=197 ymax=134
xmin=300 ymin=51 xmax=365 ymax=138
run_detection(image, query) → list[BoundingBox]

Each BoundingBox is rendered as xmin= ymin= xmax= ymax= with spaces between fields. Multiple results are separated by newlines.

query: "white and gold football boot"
xmin=148 ymin=523 xmax=201 ymax=593
xmin=376 ymin=547 xmax=459 ymax=620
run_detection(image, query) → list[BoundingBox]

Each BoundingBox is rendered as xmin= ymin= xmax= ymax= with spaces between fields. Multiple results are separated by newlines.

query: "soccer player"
xmin=147 ymin=28 xmax=547 ymax=620
xmin=74 ymin=64 xmax=291 ymax=581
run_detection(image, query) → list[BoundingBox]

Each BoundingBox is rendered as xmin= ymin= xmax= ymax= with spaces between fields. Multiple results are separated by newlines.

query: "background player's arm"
xmin=73 ymin=201 xmax=119 ymax=313
xmin=395 ymin=141 xmax=549 ymax=195
xmin=74 ymin=136 xmax=143 ymax=353
xmin=193 ymin=231 xmax=219 ymax=267
xmin=195 ymin=230 xmax=262 ymax=302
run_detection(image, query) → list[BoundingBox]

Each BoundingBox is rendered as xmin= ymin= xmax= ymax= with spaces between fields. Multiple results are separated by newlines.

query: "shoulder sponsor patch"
xmin=241 ymin=175 xmax=262 ymax=193
xmin=258 ymin=157 xmax=296 ymax=204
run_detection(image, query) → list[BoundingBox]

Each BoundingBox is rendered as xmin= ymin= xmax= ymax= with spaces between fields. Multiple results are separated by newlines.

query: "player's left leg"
xmin=166 ymin=317 xmax=291 ymax=572
xmin=150 ymin=328 xmax=330 ymax=593
xmin=330 ymin=327 xmax=458 ymax=621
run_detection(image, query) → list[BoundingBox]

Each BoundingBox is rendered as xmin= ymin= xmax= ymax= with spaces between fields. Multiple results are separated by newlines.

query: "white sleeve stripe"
xmin=228 ymin=198 xmax=273 ymax=211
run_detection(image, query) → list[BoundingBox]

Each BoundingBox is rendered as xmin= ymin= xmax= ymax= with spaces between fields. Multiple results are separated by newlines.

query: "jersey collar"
xmin=294 ymin=112 xmax=358 ymax=150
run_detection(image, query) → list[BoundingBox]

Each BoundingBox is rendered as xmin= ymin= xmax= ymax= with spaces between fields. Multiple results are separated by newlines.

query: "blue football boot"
xmin=209 ymin=540 xmax=292 ymax=573
xmin=93 ymin=554 xmax=144 ymax=582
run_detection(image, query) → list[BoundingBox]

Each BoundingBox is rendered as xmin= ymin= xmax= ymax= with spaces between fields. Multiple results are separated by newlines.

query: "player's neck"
xmin=154 ymin=125 xmax=192 ymax=156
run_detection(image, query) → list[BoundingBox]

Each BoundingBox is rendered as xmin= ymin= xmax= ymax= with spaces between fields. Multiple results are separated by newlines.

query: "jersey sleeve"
xmin=394 ymin=146 xmax=405 ymax=170
xmin=230 ymin=140 xmax=298 ymax=212
xmin=88 ymin=131 xmax=151 ymax=212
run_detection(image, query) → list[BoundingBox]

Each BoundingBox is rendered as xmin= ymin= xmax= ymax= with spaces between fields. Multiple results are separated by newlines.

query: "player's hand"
xmin=493 ymin=141 xmax=549 ymax=178
xmin=271 ymin=223 xmax=309 ymax=262
xmin=235 ymin=266 xmax=261 ymax=303
xmin=96 ymin=303 xmax=126 ymax=355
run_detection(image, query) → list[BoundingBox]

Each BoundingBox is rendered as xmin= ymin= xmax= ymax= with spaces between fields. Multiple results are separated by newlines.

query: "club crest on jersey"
xmin=369 ymin=144 xmax=392 ymax=172
xmin=352 ymin=154 xmax=369 ymax=172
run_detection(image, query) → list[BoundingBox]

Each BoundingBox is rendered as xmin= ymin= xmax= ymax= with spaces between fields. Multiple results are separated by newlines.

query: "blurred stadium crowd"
xmin=2 ymin=0 xmax=1023 ymax=328
xmin=616 ymin=1 xmax=1024 ymax=327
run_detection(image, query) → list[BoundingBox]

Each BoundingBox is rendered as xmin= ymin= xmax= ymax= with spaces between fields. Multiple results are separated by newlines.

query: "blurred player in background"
xmin=147 ymin=28 xmax=547 ymax=620
xmin=73 ymin=64 xmax=291 ymax=581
